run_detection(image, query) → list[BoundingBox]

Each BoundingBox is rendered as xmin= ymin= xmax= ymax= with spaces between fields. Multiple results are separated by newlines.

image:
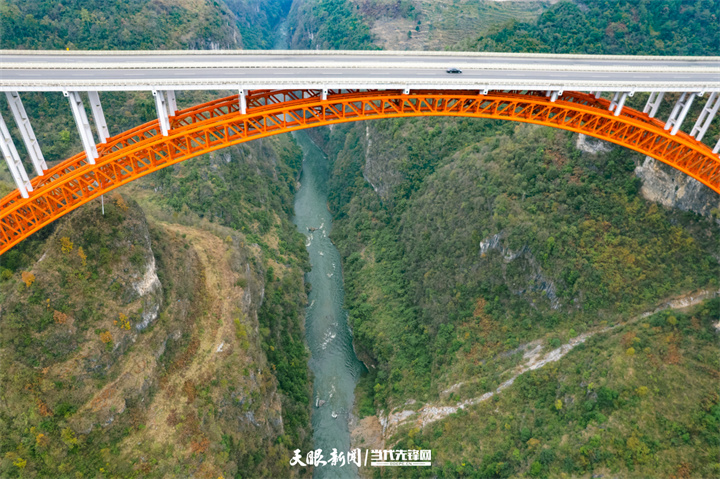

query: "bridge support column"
xmin=665 ymin=93 xmax=686 ymax=130
xmin=0 ymin=113 xmax=32 ymax=198
xmin=613 ymin=92 xmax=629 ymax=116
xmin=239 ymin=89 xmax=247 ymax=114
xmin=643 ymin=92 xmax=664 ymax=118
xmin=665 ymin=93 xmax=696 ymax=135
xmin=64 ymin=91 xmax=98 ymax=164
xmin=608 ymin=92 xmax=620 ymax=112
xmin=549 ymin=91 xmax=561 ymax=102
xmin=5 ymin=92 xmax=47 ymax=176
xmin=690 ymin=92 xmax=720 ymax=141
xmin=87 ymin=91 xmax=110 ymax=143
xmin=713 ymin=137 xmax=720 ymax=155
xmin=608 ymin=91 xmax=625 ymax=112
xmin=152 ymin=90 xmax=171 ymax=136
xmin=322 ymin=89 xmax=328 ymax=101
xmin=166 ymin=90 xmax=177 ymax=116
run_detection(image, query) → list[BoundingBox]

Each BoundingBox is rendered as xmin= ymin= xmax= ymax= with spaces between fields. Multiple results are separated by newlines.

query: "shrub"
xmin=60 ymin=236 xmax=73 ymax=253
xmin=35 ymin=433 xmax=49 ymax=447
xmin=99 ymin=331 xmax=113 ymax=344
xmin=53 ymin=310 xmax=68 ymax=325
xmin=114 ymin=194 xmax=129 ymax=211
xmin=77 ymin=246 xmax=87 ymax=267
xmin=21 ymin=271 xmax=35 ymax=287
xmin=61 ymin=428 xmax=78 ymax=448
xmin=114 ymin=313 xmax=131 ymax=330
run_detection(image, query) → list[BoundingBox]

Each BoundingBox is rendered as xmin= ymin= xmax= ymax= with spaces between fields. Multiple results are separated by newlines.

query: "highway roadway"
xmin=1 ymin=50 xmax=719 ymax=92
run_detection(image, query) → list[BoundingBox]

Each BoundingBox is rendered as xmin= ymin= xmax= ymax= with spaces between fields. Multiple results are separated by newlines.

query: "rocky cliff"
xmin=0 ymin=194 xmax=304 ymax=478
xmin=576 ymin=133 xmax=720 ymax=219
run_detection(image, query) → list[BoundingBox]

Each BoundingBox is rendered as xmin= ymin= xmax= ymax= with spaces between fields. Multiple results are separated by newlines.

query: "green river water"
xmin=292 ymin=130 xmax=366 ymax=479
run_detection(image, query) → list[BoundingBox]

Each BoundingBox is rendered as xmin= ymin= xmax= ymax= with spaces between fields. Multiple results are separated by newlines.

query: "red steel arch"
xmin=0 ymin=89 xmax=718 ymax=256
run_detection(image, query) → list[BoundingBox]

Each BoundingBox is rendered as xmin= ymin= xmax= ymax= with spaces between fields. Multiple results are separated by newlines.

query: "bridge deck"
xmin=2 ymin=50 xmax=719 ymax=92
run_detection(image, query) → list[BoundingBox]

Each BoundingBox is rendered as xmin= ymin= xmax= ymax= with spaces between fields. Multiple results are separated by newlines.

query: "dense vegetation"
xmin=470 ymin=0 xmax=720 ymax=56
xmin=1 ymin=1 xmax=314 ymax=477
xmin=397 ymin=299 xmax=720 ymax=478
xmin=297 ymin=1 xmax=720 ymax=477
xmin=320 ymin=120 xmax=718 ymax=405
xmin=0 ymin=0 xmax=242 ymax=50
xmin=226 ymin=0 xmax=294 ymax=49
xmin=288 ymin=0 xmax=378 ymax=50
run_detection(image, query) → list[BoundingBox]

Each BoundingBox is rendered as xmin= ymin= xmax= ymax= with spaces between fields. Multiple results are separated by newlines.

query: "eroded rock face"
xmin=575 ymin=133 xmax=719 ymax=218
xmin=635 ymin=156 xmax=719 ymax=218
xmin=362 ymin=123 xmax=405 ymax=201
xmin=134 ymin=255 xmax=163 ymax=331
xmin=479 ymin=232 xmax=560 ymax=309
xmin=576 ymin=133 xmax=614 ymax=155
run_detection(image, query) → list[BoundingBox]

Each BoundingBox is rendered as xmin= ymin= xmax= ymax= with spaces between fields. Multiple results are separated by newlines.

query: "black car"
xmin=446 ymin=68 xmax=462 ymax=74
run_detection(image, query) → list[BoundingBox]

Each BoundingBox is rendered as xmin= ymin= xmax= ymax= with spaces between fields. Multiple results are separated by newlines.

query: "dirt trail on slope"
xmin=376 ymin=288 xmax=719 ymax=440
xmin=119 ymin=222 xmax=273 ymax=453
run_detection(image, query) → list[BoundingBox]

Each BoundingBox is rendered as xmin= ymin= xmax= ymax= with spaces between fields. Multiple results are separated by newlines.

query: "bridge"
xmin=0 ymin=50 xmax=719 ymax=256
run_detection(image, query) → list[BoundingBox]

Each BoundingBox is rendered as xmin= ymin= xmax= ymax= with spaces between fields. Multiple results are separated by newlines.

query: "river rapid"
xmin=292 ymin=130 xmax=365 ymax=479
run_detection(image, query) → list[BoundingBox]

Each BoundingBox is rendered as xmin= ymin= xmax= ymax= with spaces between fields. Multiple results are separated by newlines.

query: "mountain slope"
xmin=284 ymin=1 xmax=720 ymax=477
xmin=0 ymin=1 xmax=314 ymax=477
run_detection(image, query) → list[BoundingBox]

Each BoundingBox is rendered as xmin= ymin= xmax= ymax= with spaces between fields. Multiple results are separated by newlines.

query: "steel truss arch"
xmin=0 ymin=89 xmax=718 ymax=256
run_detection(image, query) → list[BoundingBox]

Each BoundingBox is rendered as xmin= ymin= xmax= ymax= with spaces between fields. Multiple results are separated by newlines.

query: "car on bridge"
xmin=446 ymin=67 xmax=462 ymax=74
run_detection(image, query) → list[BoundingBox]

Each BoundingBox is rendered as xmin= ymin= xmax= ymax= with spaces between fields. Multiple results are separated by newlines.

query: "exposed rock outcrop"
xmin=575 ymin=133 xmax=719 ymax=218
xmin=635 ymin=156 xmax=719 ymax=218
xmin=576 ymin=133 xmax=614 ymax=155
xmin=479 ymin=232 xmax=560 ymax=309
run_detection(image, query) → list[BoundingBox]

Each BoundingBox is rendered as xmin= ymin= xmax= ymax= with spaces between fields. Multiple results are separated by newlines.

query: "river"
xmin=272 ymin=17 xmax=364 ymax=477
xmin=292 ymin=130 xmax=365 ymax=478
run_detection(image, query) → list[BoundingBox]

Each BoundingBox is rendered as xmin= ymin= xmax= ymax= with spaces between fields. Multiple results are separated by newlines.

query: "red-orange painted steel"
xmin=0 ymin=89 xmax=718 ymax=256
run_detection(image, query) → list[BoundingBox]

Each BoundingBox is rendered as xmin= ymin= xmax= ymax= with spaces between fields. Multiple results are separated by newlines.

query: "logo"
xmin=290 ymin=448 xmax=432 ymax=468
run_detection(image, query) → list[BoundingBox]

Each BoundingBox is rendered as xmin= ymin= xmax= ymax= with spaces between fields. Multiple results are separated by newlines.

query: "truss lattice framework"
xmin=0 ymin=89 xmax=718 ymax=256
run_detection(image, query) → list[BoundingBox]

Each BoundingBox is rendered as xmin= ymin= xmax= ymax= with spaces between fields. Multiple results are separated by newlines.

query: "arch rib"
xmin=0 ymin=90 xmax=718 ymax=256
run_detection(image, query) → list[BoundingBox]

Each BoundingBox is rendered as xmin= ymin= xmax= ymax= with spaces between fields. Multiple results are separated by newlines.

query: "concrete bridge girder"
xmin=64 ymin=91 xmax=99 ymax=164
xmin=691 ymin=92 xmax=720 ymax=141
xmin=0 ymin=112 xmax=32 ymax=198
xmin=5 ymin=91 xmax=46 ymax=176
xmin=87 ymin=91 xmax=110 ymax=144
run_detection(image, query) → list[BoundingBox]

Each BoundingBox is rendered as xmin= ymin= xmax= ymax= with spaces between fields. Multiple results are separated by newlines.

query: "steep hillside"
xmin=285 ymin=1 xmax=720 ymax=477
xmin=0 ymin=1 xmax=314 ymax=477
xmin=397 ymin=299 xmax=720 ymax=478
xmin=288 ymin=0 xmax=377 ymax=49
xmin=468 ymin=0 xmax=720 ymax=56
xmin=320 ymin=119 xmax=719 ymax=404
xmin=350 ymin=0 xmax=551 ymax=51
xmin=0 ymin=195 xmax=310 ymax=478
xmin=0 ymin=0 xmax=243 ymax=50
